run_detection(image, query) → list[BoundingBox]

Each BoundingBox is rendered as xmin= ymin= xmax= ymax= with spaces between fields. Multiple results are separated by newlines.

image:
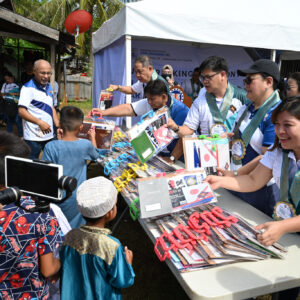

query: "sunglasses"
xmin=243 ymin=76 xmax=256 ymax=85
xmin=200 ymin=71 xmax=220 ymax=82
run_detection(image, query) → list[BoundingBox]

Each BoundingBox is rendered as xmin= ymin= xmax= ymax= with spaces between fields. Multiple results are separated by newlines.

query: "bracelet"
xmin=117 ymin=85 xmax=120 ymax=91
xmin=233 ymin=170 xmax=238 ymax=176
xmin=173 ymin=125 xmax=180 ymax=133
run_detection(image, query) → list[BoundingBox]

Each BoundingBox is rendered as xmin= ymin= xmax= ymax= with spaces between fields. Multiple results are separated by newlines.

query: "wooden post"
xmin=50 ymin=44 xmax=56 ymax=91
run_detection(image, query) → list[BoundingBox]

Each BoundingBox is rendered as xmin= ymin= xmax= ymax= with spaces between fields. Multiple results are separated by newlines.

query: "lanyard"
xmin=205 ymin=82 xmax=234 ymax=125
xmin=280 ymin=151 xmax=300 ymax=214
xmin=233 ymin=91 xmax=280 ymax=147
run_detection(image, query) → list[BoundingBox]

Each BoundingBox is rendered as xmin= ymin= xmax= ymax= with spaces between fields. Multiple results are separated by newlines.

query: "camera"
xmin=1 ymin=156 xmax=77 ymax=213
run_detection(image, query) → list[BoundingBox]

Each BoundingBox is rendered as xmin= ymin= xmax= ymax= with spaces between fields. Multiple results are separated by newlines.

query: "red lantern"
xmin=65 ymin=10 xmax=93 ymax=36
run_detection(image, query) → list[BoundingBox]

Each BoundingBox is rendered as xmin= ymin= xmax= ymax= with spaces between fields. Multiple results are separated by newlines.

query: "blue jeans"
xmin=25 ymin=139 xmax=52 ymax=159
xmin=7 ymin=114 xmax=23 ymax=137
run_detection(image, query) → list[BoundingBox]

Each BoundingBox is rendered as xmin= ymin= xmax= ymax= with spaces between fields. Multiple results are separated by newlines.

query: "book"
xmin=183 ymin=136 xmax=230 ymax=175
xmin=77 ymin=119 xmax=115 ymax=150
xmin=127 ymin=107 xmax=176 ymax=163
xmin=137 ymin=169 xmax=217 ymax=218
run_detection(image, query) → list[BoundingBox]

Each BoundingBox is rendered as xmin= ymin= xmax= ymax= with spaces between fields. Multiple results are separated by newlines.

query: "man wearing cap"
xmin=167 ymin=56 xmax=247 ymax=137
xmin=60 ymin=176 xmax=135 ymax=300
xmin=229 ymin=59 xmax=281 ymax=217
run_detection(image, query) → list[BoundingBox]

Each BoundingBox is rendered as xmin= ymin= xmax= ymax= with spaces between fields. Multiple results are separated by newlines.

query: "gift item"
xmin=151 ymin=204 xmax=286 ymax=271
xmin=127 ymin=108 xmax=176 ymax=163
xmin=98 ymin=89 xmax=113 ymax=110
xmin=183 ymin=135 xmax=230 ymax=174
xmin=77 ymin=119 xmax=115 ymax=150
xmin=137 ymin=169 xmax=216 ymax=218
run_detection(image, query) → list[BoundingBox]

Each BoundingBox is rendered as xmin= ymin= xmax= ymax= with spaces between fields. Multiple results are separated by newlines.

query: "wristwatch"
xmin=173 ymin=125 xmax=180 ymax=133
xmin=170 ymin=155 xmax=175 ymax=161
xmin=233 ymin=170 xmax=238 ymax=176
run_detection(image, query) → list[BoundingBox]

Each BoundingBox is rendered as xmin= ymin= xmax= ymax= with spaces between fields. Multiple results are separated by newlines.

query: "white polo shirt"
xmin=184 ymin=87 xmax=244 ymax=134
xmin=19 ymin=79 xmax=54 ymax=141
xmin=131 ymin=80 xmax=145 ymax=97
xmin=260 ymin=148 xmax=300 ymax=189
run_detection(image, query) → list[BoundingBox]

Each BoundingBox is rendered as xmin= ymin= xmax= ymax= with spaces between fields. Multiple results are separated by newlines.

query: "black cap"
xmin=237 ymin=59 xmax=280 ymax=83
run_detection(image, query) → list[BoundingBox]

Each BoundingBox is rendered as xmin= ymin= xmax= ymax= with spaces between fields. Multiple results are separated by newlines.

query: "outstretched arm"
xmin=88 ymin=103 xmax=135 ymax=118
xmin=205 ymin=162 xmax=272 ymax=191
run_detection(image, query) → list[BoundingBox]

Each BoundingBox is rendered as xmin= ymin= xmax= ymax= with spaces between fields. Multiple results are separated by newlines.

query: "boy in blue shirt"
xmin=60 ymin=176 xmax=135 ymax=300
xmin=42 ymin=106 xmax=99 ymax=228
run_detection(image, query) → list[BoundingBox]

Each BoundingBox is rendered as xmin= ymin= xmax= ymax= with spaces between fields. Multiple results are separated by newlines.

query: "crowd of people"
xmin=1 ymin=53 xmax=300 ymax=299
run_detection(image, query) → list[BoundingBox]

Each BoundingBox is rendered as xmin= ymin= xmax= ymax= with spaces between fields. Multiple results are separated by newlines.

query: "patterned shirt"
xmin=0 ymin=197 xmax=63 ymax=299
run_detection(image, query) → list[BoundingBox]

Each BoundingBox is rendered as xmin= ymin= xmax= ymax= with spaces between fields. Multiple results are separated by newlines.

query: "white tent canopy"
xmin=92 ymin=0 xmax=300 ymax=127
xmin=93 ymin=0 xmax=300 ymax=53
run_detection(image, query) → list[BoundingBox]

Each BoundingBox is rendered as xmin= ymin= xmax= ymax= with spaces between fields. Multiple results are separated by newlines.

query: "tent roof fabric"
xmin=93 ymin=0 xmax=300 ymax=53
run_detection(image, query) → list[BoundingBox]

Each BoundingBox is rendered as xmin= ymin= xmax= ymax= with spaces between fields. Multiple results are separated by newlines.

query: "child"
xmin=0 ymin=72 xmax=22 ymax=136
xmin=0 ymin=132 xmax=63 ymax=299
xmin=42 ymin=106 xmax=99 ymax=228
xmin=205 ymin=97 xmax=300 ymax=246
xmin=60 ymin=176 xmax=135 ymax=300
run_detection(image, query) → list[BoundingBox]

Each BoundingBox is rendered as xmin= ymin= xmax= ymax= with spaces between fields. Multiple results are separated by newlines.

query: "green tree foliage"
xmin=13 ymin=0 xmax=124 ymax=73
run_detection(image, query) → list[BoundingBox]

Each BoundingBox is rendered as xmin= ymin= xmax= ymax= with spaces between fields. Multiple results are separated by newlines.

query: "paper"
xmin=77 ymin=120 xmax=115 ymax=150
xmin=128 ymin=109 xmax=176 ymax=163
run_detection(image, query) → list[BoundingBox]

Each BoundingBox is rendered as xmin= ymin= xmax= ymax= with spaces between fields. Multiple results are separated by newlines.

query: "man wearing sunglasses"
xmin=167 ymin=56 xmax=247 ymax=136
xmin=18 ymin=59 xmax=59 ymax=159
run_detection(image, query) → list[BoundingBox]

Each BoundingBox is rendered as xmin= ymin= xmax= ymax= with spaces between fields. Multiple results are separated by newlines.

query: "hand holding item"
xmin=124 ymin=246 xmax=133 ymax=265
xmin=216 ymin=167 xmax=235 ymax=177
xmin=109 ymin=84 xmax=119 ymax=91
xmin=165 ymin=118 xmax=179 ymax=133
xmin=88 ymin=127 xmax=96 ymax=140
xmin=204 ymin=175 xmax=224 ymax=190
xmin=255 ymin=221 xmax=285 ymax=246
xmin=87 ymin=108 xmax=104 ymax=118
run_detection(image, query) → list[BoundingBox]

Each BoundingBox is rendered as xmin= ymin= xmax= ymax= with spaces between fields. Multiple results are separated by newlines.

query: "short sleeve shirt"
xmin=0 ymin=197 xmax=63 ymax=299
xmin=18 ymin=79 xmax=54 ymax=141
xmin=131 ymin=80 xmax=145 ymax=97
xmin=260 ymin=148 xmax=300 ymax=189
xmin=233 ymin=102 xmax=279 ymax=165
xmin=184 ymin=86 xmax=245 ymax=134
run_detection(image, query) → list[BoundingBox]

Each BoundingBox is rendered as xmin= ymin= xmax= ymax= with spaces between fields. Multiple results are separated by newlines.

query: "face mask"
xmin=162 ymin=73 xmax=172 ymax=80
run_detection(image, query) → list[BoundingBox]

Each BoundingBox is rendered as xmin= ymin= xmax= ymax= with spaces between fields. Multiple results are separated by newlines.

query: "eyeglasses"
xmin=39 ymin=72 xmax=52 ymax=76
xmin=243 ymin=76 xmax=258 ymax=85
xmin=200 ymin=72 xmax=220 ymax=82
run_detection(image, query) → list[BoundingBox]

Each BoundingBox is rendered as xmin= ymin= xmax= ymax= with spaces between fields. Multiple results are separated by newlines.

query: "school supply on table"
xmin=151 ymin=204 xmax=286 ymax=272
xmin=183 ymin=135 xmax=230 ymax=174
xmin=137 ymin=169 xmax=217 ymax=218
xmin=77 ymin=118 xmax=115 ymax=150
xmin=127 ymin=107 xmax=177 ymax=163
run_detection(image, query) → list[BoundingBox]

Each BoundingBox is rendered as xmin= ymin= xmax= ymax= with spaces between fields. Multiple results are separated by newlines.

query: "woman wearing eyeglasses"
xmin=223 ymin=59 xmax=281 ymax=217
xmin=286 ymin=72 xmax=300 ymax=98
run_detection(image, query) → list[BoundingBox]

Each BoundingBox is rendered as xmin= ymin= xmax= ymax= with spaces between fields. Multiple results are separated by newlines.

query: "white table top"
xmin=138 ymin=188 xmax=300 ymax=300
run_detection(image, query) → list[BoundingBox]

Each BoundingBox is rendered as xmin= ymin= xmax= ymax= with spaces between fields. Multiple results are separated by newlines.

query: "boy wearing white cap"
xmin=60 ymin=177 xmax=135 ymax=300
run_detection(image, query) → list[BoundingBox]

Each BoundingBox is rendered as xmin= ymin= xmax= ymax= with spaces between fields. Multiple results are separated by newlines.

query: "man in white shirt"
xmin=168 ymin=56 xmax=247 ymax=136
xmin=18 ymin=59 xmax=59 ymax=159
xmin=109 ymin=55 xmax=168 ymax=98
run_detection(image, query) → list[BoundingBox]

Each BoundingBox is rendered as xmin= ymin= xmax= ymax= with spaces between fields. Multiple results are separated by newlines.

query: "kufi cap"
xmin=237 ymin=59 xmax=280 ymax=82
xmin=77 ymin=176 xmax=117 ymax=218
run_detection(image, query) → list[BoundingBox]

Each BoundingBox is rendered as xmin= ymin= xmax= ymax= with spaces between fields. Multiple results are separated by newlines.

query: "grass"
xmin=60 ymin=99 xmax=93 ymax=116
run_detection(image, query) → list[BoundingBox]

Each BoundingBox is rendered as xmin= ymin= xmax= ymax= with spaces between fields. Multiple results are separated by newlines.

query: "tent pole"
xmin=271 ymin=49 xmax=276 ymax=62
xmin=125 ymin=35 xmax=132 ymax=129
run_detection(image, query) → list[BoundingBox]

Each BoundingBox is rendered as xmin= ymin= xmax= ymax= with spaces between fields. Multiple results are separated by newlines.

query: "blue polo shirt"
xmin=18 ymin=78 xmax=54 ymax=141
